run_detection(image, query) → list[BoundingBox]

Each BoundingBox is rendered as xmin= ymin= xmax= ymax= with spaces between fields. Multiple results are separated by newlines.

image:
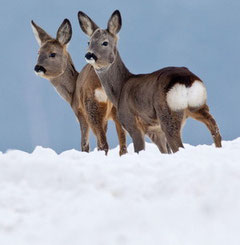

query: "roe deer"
xmin=31 ymin=19 xmax=127 ymax=155
xmin=78 ymin=10 xmax=222 ymax=153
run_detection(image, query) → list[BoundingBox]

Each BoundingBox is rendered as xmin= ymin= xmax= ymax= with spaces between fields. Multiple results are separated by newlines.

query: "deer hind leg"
xmin=129 ymin=130 xmax=145 ymax=153
xmin=85 ymin=100 xmax=109 ymax=155
xmin=189 ymin=105 xmax=222 ymax=147
xmin=156 ymin=105 xmax=184 ymax=153
xmin=77 ymin=112 xmax=90 ymax=152
xmin=111 ymin=107 xmax=127 ymax=156
xmin=146 ymin=127 xmax=171 ymax=154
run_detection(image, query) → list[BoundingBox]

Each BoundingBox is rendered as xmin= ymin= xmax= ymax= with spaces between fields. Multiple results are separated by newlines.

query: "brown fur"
xmin=78 ymin=10 xmax=222 ymax=153
xmin=31 ymin=19 xmax=127 ymax=155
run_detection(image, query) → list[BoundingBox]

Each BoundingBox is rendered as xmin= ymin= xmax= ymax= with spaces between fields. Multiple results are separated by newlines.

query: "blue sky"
xmin=0 ymin=0 xmax=239 ymax=153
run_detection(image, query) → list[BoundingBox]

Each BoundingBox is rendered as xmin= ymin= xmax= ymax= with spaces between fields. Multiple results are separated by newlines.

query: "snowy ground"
xmin=0 ymin=139 xmax=240 ymax=245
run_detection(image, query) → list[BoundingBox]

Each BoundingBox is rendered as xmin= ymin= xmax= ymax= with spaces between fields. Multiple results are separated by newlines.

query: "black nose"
xmin=34 ymin=65 xmax=46 ymax=73
xmin=85 ymin=52 xmax=97 ymax=61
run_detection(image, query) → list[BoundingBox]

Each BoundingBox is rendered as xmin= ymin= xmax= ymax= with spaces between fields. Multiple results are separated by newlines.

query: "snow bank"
xmin=0 ymin=139 xmax=240 ymax=245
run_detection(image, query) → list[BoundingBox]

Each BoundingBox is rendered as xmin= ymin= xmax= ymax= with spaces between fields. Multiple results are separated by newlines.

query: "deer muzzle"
xmin=85 ymin=52 xmax=98 ymax=64
xmin=34 ymin=65 xmax=46 ymax=74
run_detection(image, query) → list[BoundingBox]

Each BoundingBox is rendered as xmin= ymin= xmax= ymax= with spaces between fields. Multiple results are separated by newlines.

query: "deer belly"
xmin=166 ymin=80 xmax=207 ymax=111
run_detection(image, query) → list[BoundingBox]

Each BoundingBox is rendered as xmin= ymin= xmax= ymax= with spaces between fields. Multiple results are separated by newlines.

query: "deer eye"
xmin=49 ymin=53 xmax=56 ymax=58
xmin=102 ymin=41 xmax=108 ymax=46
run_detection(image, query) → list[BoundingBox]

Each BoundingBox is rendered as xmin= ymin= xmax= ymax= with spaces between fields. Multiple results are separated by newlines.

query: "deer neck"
xmin=95 ymin=51 xmax=131 ymax=107
xmin=50 ymin=54 xmax=78 ymax=104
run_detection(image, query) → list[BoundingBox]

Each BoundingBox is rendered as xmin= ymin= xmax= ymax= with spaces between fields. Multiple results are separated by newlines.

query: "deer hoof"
xmin=119 ymin=146 xmax=127 ymax=156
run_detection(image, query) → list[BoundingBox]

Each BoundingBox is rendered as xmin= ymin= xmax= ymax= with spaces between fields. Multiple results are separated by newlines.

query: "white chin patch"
xmin=166 ymin=80 xmax=207 ymax=111
xmin=35 ymin=71 xmax=45 ymax=77
xmin=85 ymin=58 xmax=95 ymax=64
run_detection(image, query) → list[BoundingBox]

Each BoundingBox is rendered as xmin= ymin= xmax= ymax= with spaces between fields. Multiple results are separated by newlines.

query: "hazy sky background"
xmin=0 ymin=0 xmax=239 ymax=153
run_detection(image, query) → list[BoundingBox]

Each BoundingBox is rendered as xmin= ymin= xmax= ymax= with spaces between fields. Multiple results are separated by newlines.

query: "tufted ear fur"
xmin=56 ymin=19 xmax=72 ymax=45
xmin=31 ymin=20 xmax=52 ymax=46
xmin=78 ymin=11 xmax=99 ymax=36
xmin=107 ymin=10 xmax=122 ymax=35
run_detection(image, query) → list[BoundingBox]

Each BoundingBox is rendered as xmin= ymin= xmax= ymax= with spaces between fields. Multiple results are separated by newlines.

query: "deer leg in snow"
xmin=156 ymin=106 xmax=184 ymax=153
xmin=111 ymin=106 xmax=127 ymax=156
xmin=147 ymin=131 xmax=171 ymax=154
xmin=189 ymin=105 xmax=222 ymax=147
xmin=85 ymin=100 xmax=109 ymax=155
xmin=78 ymin=112 xmax=90 ymax=152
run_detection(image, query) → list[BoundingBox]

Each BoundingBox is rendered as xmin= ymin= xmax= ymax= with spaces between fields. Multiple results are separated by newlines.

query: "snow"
xmin=0 ymin=139 xmax=240 ymax=245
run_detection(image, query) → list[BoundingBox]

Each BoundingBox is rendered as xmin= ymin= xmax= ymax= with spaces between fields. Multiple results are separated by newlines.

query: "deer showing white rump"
xmin=166 ymin=81 xmax=207 ymax=111
xmin=78 ymin=10 xmax=222 ymax=153
xmin=31 ymin=19 xmax=127 ymax=156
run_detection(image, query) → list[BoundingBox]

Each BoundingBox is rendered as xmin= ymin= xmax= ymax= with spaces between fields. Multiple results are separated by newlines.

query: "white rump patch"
xmin=166 ymin=80 xmax=207 ymax=111
xmin=188 ymin=81 xmax=207 ymax=108
xmin=95 ymin=88 xmax=108 ymax=103
xmin=167 ymin=84 xmax=188 ymax=111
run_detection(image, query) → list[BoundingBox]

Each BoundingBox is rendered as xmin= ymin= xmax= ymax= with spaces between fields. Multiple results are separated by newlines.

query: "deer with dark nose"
xmin=78 ymin=10 xmax=222 ymax=153
xmin=31 ymin=19 xmax=127 ymax=155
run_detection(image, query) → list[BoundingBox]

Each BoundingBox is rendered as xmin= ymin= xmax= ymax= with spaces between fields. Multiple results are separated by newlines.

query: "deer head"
xmin=78 ymin=10 xmax=121 ymax=70
xmin=31 ymin=19 xmax=72 ymax=79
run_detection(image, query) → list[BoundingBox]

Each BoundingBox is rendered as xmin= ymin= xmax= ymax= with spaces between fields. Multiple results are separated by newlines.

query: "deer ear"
xmin=31 ymin=20 xmax=52 ymax=46
xmin=56 ymin=19 xmax=72 ymax=45
xmin=107 ymin=10 xmax=122 ymax=35
xmin=78 ymin=11 xmax=99 ymax=36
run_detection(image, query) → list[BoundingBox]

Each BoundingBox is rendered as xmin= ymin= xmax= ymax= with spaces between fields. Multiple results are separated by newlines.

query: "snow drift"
xmin=0 ymin=139 xmax=240 ymax=245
